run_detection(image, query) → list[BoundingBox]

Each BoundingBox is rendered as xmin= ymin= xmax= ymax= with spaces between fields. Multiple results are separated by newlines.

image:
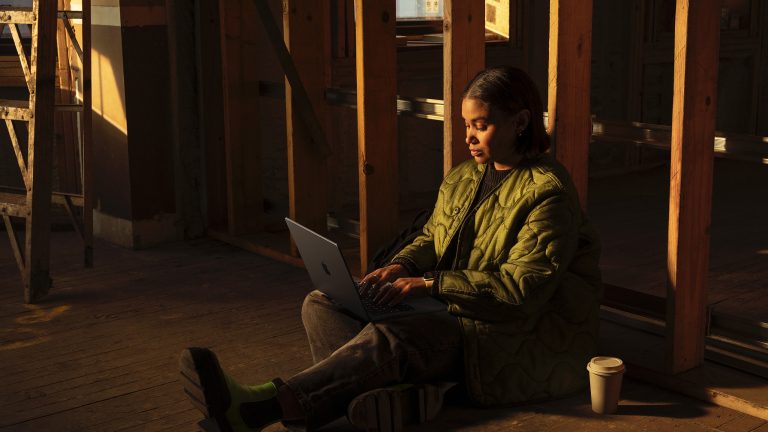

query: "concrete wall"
xmin=91 ymin=0 xmax=179 ymax=248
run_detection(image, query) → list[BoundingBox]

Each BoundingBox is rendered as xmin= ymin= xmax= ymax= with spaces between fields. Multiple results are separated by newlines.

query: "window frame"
xmin=331 ymin=0 xmax=523 ymax=58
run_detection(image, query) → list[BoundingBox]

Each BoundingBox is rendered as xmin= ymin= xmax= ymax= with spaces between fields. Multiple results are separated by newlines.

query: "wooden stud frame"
xmin=55 ymin=0 xmax=92 ymax=267
xmin=443 ymin=0 xmax=485 ymax=174
xmin=284 ymin=0 xmax=331 ymax=251
xmin=82 ymin=0 xmax=93 ymax=267
xmin=218 ymin=0 xmax=262 ymax=236
xmin=0 ymin=0 xmax=92 ymax=302
xmin=547 ymin=0 xmax=593 ymax=209
xmin=665 ymin=0 xmax=721 ymax=374
xmin=23 ymin=0 xmax=57 ymax=302
xmin=354 ymin=0 xmax=398 ymax=276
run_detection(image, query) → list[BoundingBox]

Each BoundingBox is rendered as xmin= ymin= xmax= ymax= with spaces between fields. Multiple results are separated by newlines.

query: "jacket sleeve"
xmin=389 ymin=186 xmax=448 ymax=274
xmin=436 ymin=191 xmax=579 ymax=321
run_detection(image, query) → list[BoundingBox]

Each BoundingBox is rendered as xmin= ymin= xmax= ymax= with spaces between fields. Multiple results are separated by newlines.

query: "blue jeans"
xmin=284 ymin=290 xmax=464 ymax=429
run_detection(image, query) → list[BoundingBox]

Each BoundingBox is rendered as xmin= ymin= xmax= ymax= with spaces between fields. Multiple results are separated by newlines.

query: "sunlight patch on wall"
xmin=91 ymin=3 xmax=128 ymax=136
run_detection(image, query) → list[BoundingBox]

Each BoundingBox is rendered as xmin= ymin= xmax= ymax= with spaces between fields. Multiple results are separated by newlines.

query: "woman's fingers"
xmin=373 ymin=281 xmax=414 ymax=306
xmin=373 ymin=282 xmax=397 ymax=305
xmin=361 ymin=266 xmax=412 ymax=303
xmin=372 ymin=282 xmax=389 ymax=304
xmin=388 ymin=289 xmax=408 ymax=306
xmin=360 ymin=272 xmax=382 ymax=296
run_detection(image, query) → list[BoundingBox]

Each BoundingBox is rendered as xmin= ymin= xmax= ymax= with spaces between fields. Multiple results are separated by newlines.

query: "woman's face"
xmin=461 ymin=97 xmax=528 ymax=169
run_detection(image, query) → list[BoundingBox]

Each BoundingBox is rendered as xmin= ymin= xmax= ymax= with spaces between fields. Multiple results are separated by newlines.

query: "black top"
xmin=392 ymin=162 xmax=513 ymax=295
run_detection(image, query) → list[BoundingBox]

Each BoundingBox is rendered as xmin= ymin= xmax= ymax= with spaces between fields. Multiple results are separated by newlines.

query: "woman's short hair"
xmin=462 ymin=67 xmax=550 ymax=158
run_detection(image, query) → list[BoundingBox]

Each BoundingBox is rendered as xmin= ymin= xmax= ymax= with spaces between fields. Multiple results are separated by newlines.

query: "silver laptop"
xmin=285 ymin=217 xmax=446 ymax=322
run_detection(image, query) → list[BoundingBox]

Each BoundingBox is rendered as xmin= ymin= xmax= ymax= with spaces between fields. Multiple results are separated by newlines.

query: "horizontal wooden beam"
xmin=0 ymin=8 xmax=35 ymax=24
xmin=0 ymin=189 xmax=84 ymax=207
xmin=58 ymin=11 xmax=83 ymax=20
xmin=55 ymin=103 xmax=84 ymax=112
xmin=0 ymin=99 xmax=32 ymax=120
xmin=207 ymin=228 xmax=304 ymax=269
xmin=0 ymin=191 xmax=27 ymax=217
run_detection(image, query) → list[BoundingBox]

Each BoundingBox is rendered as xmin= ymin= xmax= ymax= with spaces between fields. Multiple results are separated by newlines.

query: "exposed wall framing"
xmin=354 ymin=0 xmax=398 ymax=275
xmin=547 ymin=0 xmax=593 ymax=209
xmin=665 ymin=0 xmax=721 ymax=374
xmin=0 ymin=0 xmax=92 ymax=303
xmin=205 ymin=0 xmax=739 ymax=381
xmin=282 ymin=0 xmax=331 ymax=253
xmin=443 ymin=0 xmax=485 ymax=173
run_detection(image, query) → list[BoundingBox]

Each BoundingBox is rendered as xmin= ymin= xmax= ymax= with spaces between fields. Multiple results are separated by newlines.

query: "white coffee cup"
xmin=586 ymin=356 xmax=625 ymax=414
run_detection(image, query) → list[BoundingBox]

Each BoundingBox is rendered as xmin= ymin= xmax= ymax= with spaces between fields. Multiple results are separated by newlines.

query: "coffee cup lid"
xmin=588 ymin=356 xmax=625 ymax=374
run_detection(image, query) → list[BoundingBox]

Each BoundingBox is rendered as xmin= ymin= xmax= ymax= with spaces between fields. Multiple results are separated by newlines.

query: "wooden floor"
xmin=1 ymin=231 xmax=767 ymax=431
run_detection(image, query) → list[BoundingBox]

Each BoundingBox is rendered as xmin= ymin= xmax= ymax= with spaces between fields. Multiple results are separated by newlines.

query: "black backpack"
xmin=366 ymin=208 xmax=433 ymax=273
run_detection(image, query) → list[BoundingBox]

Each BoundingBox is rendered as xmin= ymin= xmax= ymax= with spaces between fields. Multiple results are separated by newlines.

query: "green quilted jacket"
xmin=392 ymin=154 xmax=602 ymax=406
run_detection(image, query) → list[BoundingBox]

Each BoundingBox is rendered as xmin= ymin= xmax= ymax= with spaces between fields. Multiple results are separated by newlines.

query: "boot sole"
xmin=179 ymin=347 xmax=233 ymax=432
xmin=347 ymin=382 xmax=456 ymax=432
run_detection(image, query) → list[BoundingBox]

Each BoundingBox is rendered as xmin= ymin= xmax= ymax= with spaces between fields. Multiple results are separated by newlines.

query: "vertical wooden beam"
xmin=626 ymin=0 xmax=645 ymax=122
xmin=195 ymin=0 xmax=228 ymax=230
xmin=25 ymin=0 xmax=57 ymax=302
xmin=55 ymin=0 xmax=80 ymax=195
xmin=83 ymin=0 xmax=93 ymax=267
xmin=758 ymin=3 xmax=768 ymax=136
xmin=284 ymin=0 xmax=330 ymax=251
xmin=218 ymin=0 xmax=262 ymax=235
xmin=665 ymin=0 xmax=720 ymax=374
xmin=354 ymin=0 xmax=397 ymax=276
xmin=443 ymin=0 xmax=485 ymax=174
xmin=167 ymin=0 xmax=205 ymax=239
xmin=547 ymin=0 xmax=592 ymax=209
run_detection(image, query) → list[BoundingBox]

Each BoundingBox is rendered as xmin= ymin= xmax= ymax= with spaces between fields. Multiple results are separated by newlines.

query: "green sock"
xmin=224 ymin=378 xmax=282 ymax=430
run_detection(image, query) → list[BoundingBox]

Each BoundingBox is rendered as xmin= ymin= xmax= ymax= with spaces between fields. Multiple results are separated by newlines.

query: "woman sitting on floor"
xmin=179 ymin=66 xmax=603 ymax=432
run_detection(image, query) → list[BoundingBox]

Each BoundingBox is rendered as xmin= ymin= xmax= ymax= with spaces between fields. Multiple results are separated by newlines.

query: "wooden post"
xmin=83 ymin=0 xmax=93 ymax=267
xmin=666 ymin=0 xmax=720 ymax=374
xmin=354 ymin=0 xmax=398 ymax=276
xmin=55 ymin=0 xmax=79 ymax=195
xmin=284 ymin=0 xmax=330 ymax=251
xmin=443 ymin=0 xmax=485 ymax=174
xmin=25 ymin=0 xmax=58 ymax=302
xmin=547 ymin=0 xmax=592 ymax=209
xmin=195 ymin=0 xmax=227 ymax=230
xmin=218 ymin=0 xmax=262 ymax=235
xmin=167 ymin=0 xmax=205 ymax=239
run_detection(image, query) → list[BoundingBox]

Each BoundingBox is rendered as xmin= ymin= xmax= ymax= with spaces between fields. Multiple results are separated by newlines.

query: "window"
xmin=395 ymin=0 xmax=512 ymax=46
xmin=333 ymin=0 xmax=517 ymax=58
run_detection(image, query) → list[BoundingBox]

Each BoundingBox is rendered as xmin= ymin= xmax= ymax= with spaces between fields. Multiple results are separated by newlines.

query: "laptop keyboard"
xmin=357 ymin=284 xmax=415 ymax=315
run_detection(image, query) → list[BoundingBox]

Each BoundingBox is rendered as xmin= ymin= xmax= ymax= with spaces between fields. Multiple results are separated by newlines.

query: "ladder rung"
xmin=0 ymin=190 xmax=83 ymax=217
xmin=0 ymin=99 xmax=32 ymax=121
xmin=58 ymin=11 xmax=83 ymax=20
xmin=53 ymin=192 xmax=84 ymax=207
xmin=0 ymin=7 xmax=35 ymax=25
xmin=55 ymin=104 xmax=83 ymax=112
xmin=0 ymin=192 xmax=29 ymax=218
